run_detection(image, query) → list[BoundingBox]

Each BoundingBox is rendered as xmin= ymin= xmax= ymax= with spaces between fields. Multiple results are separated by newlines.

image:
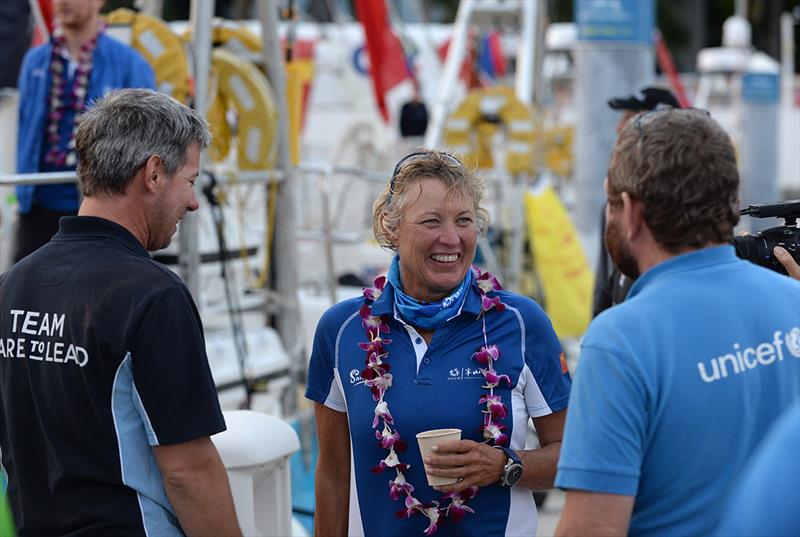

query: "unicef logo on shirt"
xmin=785 ymin=327 xmax=800 ymax=358
xmin=698 ymin=328 xmax=800 ymax=383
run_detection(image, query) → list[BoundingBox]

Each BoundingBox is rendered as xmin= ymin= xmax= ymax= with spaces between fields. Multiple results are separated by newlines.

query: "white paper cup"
xmin=416 ymin=428 xmax=462 ymax=486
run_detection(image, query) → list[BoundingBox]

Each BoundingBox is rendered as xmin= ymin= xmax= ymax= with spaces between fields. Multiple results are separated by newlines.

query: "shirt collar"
xmin=53 ymin=216 xmax=150 ymax=259
xmin=370 ymin=277 xmax=484 ymax=318
xmin=627 ymin=245 xmax=739 ymax=299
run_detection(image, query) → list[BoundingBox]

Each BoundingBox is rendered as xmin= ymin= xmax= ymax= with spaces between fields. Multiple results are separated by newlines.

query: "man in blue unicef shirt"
xmin=554 ymin=109 xmax=800 ymax=536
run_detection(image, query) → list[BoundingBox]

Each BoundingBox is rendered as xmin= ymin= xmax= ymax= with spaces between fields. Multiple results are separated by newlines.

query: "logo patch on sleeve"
xmin=559 ymin=352 xmax=569 ymax=374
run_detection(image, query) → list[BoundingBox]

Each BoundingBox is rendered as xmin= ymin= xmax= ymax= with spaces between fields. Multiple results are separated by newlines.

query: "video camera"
xmin=731 ymin=199 xmax=800 ymax=275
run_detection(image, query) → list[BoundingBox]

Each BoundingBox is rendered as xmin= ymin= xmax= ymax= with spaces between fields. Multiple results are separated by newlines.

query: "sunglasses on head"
xmin=387 ymin=150 xmax=462 ymax=203
xmin=632 ymin=105 xmax=712 ymax=137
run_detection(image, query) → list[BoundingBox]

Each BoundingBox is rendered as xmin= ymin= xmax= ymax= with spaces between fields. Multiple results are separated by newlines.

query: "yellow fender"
xmin=444 ymin=87 xmax=540 ymax=175
xmin=210 ymin=48 xmax=278 ymax=170
xmin=104 ymin=8 xmax=190 ymax=103
xmin=543 ymin=125 xmax=574 ymax=178
xmin=182 ymin=20 xmax=262 ymax=53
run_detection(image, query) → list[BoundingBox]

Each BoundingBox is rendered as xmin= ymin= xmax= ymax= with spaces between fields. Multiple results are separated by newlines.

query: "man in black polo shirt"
xmin=0 ymin=89 xmax=241 ymax=536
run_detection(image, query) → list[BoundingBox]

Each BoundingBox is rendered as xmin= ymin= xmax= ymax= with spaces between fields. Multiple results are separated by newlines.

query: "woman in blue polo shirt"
xmin=306 ymin=149 xmax=571 ymax=536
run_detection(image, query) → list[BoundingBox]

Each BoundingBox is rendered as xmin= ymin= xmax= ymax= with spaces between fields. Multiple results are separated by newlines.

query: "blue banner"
xmin=742 ymin=73 xmax=780 ymax=104
xmin=576 ymin=0 xmax=655 ymax=44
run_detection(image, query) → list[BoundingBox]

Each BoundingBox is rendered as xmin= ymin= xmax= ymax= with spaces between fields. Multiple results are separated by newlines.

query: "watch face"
xmin=506 ymin=463 xmax=524 ymax=486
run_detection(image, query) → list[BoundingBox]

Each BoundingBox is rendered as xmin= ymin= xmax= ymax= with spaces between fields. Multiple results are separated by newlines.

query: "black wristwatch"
xmin=495 ymin=446 xmax=523 ymax=487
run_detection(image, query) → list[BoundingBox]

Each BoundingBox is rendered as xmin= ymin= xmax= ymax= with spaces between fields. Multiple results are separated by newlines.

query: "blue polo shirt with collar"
xmin=306 ymin=280 xmax=571 ymax=537
xmin=556 ymin=246 xmax=800 ymax=537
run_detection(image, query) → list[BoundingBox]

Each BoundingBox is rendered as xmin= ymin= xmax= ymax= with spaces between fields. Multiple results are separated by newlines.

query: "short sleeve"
xmin=130 ymin=285 xmax=225 ymax=446
xmin=521 ymin=301 xmax=571 ymax=417
xmin=305 ymin=307 xmax=347 ymax=412
xmin=555 ymin=341 xmax=647 ymax=496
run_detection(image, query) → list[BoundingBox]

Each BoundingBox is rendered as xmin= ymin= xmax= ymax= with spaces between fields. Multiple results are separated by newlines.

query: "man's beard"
xmin=605 ymin=217 xmax=640 ymax=279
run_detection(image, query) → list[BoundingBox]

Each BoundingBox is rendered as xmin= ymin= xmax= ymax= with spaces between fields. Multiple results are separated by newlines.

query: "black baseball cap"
xmin=607 ymin=87 xmax=680 ymax=111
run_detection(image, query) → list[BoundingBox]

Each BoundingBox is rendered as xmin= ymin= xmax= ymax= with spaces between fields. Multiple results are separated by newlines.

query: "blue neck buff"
xmin=386 ymin=255 xmax=473 ymax=330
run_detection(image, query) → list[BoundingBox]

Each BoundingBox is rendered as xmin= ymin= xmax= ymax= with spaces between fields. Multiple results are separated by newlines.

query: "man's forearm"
xmin=314 ymin=469 xmax=349 ymax=537
xmin=162 ymin=457 xmax=242 ymax=537
xmin=517 ymin=441 xmax=561 ymax=490
xmin=555 ymin=490 xmax=634 ymax=537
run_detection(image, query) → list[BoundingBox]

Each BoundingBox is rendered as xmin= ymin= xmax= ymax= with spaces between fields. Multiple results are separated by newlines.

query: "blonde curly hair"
xmin=372 ymin=148 xmax=489 ymax=250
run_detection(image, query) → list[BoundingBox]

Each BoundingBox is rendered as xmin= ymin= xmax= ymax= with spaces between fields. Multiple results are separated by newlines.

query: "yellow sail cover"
xmin=523 ymin=182 xmax=593 ymax=338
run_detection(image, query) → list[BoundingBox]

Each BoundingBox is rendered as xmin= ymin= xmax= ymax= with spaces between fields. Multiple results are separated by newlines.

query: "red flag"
xmin=32 ymin=0 xmax=55 ymax=46
xmin=438 ymin=34 xmax=479 ymax=88
xmin=654 ymin=29 xmax=690 ymax=108
xmin=354 ymin=0 xmax=409 ymax=123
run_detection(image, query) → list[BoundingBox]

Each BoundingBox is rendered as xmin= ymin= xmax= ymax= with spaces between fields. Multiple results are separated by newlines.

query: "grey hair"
xmin=75 ymin=88 xmax=211 ymax=197
xmin=372 ymin=148 xmax=489 ymax=250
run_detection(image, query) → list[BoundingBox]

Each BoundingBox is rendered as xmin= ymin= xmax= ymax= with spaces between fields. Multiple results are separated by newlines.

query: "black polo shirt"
xmin=0 ymin=216 xmax=225 ymax=536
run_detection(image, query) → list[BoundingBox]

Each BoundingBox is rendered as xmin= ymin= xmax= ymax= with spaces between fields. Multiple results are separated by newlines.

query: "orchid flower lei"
xmin=45 ymin=23 xmax=103 ymax=168
xmin=359 ymin=266 xmax=508 ymax=535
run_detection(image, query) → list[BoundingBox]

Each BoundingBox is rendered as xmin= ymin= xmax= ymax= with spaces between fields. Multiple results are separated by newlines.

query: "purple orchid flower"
xmin=361 ymin=365 xmax=390 ymax=400
xmin=359 ymin=305 xmax=390 ymax=339
xmin=472 ymin=344 xmax=501 ymax=365
xmin=388 ymin=472 xmax=415 ymax=500
xmin=359 ymin=338 xmax=391 ymax=355
xmin=476 ymin=271 xmax=503 ymax=295
xmin=481 ymin=294 xmax=506 ymax=313
xmin=440 ymin=486 xmax=478 ymax=503
xmin=395 ymin=494 xmax=422 ymax=518
xmin=373 ymin=275 xmax=387 ymax=291
xmin=376 ymin=428 xmax=407 ymax=452
xmin=362 ymin=275 xmax=387 ymax=302
xmin=479 ymin=393 xmax=508 ymax=419
xmin=371 ymin=448 xmax=406 ymax=474
xmin=481 ymin=368 xmax=511 ymax=388
xmin=365 ymin=371 xmax=393 ymax=401
xmin=447 ymin=501 xmax=475 ymax=523
xmin=442 ymin=486 xmax=478 ymax=523
xmin=363 ymin=287 xmax=380 ymax=301
xmin=361 ymin=362 xmax=390 ymax=380
xmin=365 ymin=373 xmax=393 ymax=392
xmin=372 ymin=400 xmax=394 ymax=428
xmin=481 ymin=421 xmax=509 ymax=446
xmin=361 ymin=340 xmax=391 ymax=368
xmin=365 ymin=351 xmax=385 ymax=367
xmin=422 ymin=505 xmax=441 ymax=536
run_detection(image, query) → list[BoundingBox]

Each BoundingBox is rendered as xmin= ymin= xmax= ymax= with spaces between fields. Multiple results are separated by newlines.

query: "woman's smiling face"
xmin=393 ymin=177 xmax=478 ymax=303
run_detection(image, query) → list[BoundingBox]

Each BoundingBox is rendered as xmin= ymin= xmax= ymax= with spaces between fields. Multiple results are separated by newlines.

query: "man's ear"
xmin=142 ymin=154 xmax=164 ymax=194
xmin=621 ymin=191 xmax=645 ymax=241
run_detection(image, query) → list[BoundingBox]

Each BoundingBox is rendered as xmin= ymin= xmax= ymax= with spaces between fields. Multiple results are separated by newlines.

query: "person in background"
xmin=592 ymin=86 xmax=680 ymax=317
xmin=307 ymin=149 xmax=571 ymax=536
xmin=0 ymin=89 xmax=241 ymax=536
xmin=554 ymin=108 xmax=800 ymax=537
xmin=13 ymin=0 xmax=154 ymax=262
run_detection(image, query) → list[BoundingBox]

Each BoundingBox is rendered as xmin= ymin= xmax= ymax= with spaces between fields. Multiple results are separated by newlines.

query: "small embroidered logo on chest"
xmin=349 ymin=368 xmax=365 ymax=386
xmin=447 ymin=367 xmax=485 ymax=381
